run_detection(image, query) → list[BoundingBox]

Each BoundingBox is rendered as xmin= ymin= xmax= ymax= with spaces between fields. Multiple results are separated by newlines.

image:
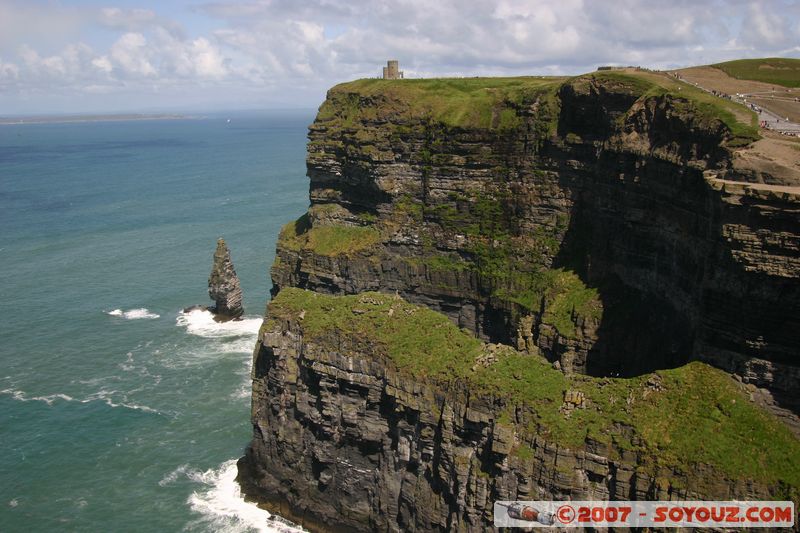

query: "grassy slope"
xmin=321 ymin=70 xmax=760 ymax=146
xmin=278 ymin=214 xmax=381 ymax=257
xmin=592 ymin=70 xmax=760 ymax=146
xmin=269 ymin=288 xmax=800 ymax=490
xmin=318 ymin=76 xmax=565 ymax=130
xmin=712 ymin=58 xmax=800 ymax=88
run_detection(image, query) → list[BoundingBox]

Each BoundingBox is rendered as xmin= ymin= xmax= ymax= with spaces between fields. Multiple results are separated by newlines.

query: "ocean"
xmin=0 ymin=112 xmax=313 ymax=532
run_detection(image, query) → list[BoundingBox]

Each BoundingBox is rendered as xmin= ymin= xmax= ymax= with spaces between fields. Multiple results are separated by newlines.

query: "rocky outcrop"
xmin=208 ymin=238 xmax=244 ymax=320
xmin=269 ymin=74 xmax=800 ymax=408
xmin=237 ymin=290 xmax=799 ymax=532
xmin=239 ymin=72 xmax=800 ymax=531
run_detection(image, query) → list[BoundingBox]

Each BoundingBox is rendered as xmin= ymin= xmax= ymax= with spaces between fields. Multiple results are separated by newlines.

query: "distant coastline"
xmin=0 ymin=113 xmax=191 ymax=125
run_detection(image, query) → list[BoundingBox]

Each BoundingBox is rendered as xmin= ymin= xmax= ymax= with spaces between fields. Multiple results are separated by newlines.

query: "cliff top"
xmin=592 ymin=68 xmax=760 ymax=145
xmin=268 ymin=288 xmax=800 ymax=489
xmin=320 ymin=76 xmax=565 ymax=129
xmin=320 ymin=68 xmax=762 ymax=147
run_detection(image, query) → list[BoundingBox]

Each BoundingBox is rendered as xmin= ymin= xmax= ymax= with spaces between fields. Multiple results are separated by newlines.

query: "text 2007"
xmin=577 ymin=506 xmax=632 ymax=523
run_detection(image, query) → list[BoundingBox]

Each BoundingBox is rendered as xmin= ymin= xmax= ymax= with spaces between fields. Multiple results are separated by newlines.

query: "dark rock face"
xmin=239 ymin=75 xmax=800 ymax=531
xmin=270 ymin=80 xmax=800 ymax=407
xmin=237 ymin=315 xmax=785 ymax=533
xmin=208 ymin=238 xmax=244 ymax=320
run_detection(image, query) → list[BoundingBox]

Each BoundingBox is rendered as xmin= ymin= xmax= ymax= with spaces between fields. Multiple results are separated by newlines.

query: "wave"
xmin=185 ymin=459 xmax=306 ymax=533
xmin=232 ymin=358 xmax=254 ymax=400
xmin=107 ymin=308 xmax=160 ymax=320
xmin=0 ymin=388 xmax=162 ymax=415
xmin=159 ymin=464 xmax=192 ymax=487
xmin=176 ymin=308 xmax=261 ymax=339
xmin=0 ymin=389 xmax=73 ymax=405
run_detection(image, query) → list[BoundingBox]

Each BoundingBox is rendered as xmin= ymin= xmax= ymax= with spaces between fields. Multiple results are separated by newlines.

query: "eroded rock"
xmin=208 ymin=238 xmax=243 ymax=321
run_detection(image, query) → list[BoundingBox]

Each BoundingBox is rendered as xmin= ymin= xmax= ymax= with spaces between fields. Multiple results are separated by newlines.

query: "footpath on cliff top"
xmin=673 ymin=58 xmax=800 ymax=191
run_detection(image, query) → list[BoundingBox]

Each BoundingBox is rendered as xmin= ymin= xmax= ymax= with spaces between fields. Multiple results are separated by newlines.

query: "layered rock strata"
xmin=208 ymin=237 xmax=244 ymax=320
xmin=270 ymin=74 xmax=800 ymax=408
xmin=240 ymin=72 xmax=800 ymax=531
xmin=237 ymin=289 xmax=800 ymax=532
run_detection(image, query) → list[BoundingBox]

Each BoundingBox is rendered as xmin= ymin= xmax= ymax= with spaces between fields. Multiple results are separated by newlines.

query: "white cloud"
xmin=739 ymin=2 xmax=795 ymax=49
xmin=92 ymin=56 xmax=113 ymax=74
xmin=0 ymin=0 xmax=798 ymax=113
xmin=99 ymin=7 xmax=158 ymax=30
xmin=154 ymin=29 xmax=230 ymax=80
xmin=189 ymin=37 xmax=229 ymax=79
xmin=17 ymin=42 xmax=101 ymax=82
xmin=109 ymin=33 xmax=157 ymax=77
xmin=0 ymin=57 xmax=19 ymax=82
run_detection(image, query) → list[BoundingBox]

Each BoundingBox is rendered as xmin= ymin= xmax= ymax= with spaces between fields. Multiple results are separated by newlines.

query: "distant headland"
xmin=0 ymin=113 xmax=189 ymax=125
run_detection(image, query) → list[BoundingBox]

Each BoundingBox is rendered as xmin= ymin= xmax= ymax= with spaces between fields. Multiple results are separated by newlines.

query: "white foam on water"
xmin=85 ymin=389 xmax=163 ymax=415
xmin=107 ymin=308 xmax=160 ymax=320
xmin=176 ymin=309 xmax=262 ymax=339
xmin=220 ymin=338 xmax=259 ymax=354
xmin=1 ymin=388 xmax=76 ymax=405
xmin=9 ymin=499 xmax=18 ymax=507
xmin=1 ymin=388 xmax=162 ymax=415
xmin=232 ymin=358 xmax=254 ymax=400
xmin=186 ymin=459 xmax=306 ymax=533
xmin=159 ymin=464 xmax=191 ymax=487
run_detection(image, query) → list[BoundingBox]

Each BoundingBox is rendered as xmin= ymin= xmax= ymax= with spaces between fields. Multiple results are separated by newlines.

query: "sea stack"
xmin=208 ymin=238 xmax=244 ymax=321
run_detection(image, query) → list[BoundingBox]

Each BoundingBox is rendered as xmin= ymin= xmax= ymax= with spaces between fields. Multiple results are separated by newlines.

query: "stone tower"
xmin=382 ymin=60 xmax=404 ymax=79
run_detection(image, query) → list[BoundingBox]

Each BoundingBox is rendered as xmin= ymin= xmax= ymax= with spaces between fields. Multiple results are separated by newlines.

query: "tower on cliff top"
xmin=382 ymin=60 xmax=404 ymax=79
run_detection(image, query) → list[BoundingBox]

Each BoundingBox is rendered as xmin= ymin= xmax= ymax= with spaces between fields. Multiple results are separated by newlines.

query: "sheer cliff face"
xmin=238 ymin=290 xmax=798 ymax=532
xmin=239 ymin=74 xmax=800 ymax=531
xmin=270 ymin=75 xmax=800 ymax=405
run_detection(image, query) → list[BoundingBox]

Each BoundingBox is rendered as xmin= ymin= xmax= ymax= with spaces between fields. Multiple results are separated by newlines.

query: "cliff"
xmin=238 ymin=289 xmax=800 ymax=531
xmin=270 ymin=71 xmax=799 ymax=406
xmin=239 ymin=69 xmax=800 ymax=530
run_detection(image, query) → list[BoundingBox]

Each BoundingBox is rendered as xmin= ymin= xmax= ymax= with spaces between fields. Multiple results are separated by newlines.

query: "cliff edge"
xmin=239 ymin=69 xmax=800 ymax=531
xmin=239 ymin=289 xmax=799 ymax=531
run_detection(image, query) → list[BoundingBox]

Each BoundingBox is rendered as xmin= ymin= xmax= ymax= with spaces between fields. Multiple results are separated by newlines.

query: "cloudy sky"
xmin=1 ymin=0 xmax=798 ymax=114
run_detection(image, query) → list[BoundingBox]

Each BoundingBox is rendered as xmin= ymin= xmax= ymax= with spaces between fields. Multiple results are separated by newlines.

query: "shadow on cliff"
xmin=548 ymin=146 xmax=800 ymax=416
xmin=551 ymin=195 xmax=694 ymax=378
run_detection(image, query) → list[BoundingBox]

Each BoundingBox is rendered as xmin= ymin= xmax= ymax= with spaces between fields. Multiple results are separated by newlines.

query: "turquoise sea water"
xmin=0 ymin=112 xmax=313 ymax=532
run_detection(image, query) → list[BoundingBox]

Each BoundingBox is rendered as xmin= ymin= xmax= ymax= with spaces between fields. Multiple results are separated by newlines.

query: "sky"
xmin=0 ymin=0 xmax=799 ymax=114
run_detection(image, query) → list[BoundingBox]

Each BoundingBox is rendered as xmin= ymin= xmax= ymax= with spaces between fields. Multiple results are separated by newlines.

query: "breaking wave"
xmin=107 ymin=308 xmax=160 ymax=320
xmin=176 ymin=308 xmax=261 ymax=339
xmin=0 ymin=388 xmax=162 ymax=415
xmin=185 ymin=459 xmax=306 ymax=533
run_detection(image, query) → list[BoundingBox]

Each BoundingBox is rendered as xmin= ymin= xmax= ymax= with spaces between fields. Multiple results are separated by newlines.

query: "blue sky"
xmin=1 ymin=0 xmax=798 ymax=114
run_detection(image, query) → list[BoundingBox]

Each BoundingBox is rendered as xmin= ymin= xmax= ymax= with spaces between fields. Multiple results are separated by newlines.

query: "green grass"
xmin=630 ymin=364 xmax=800 ymax=484
xmin=540 ymin=270 xmax=602 ymax=337
xmin=268 ymin=288 xmax=800 ymax=489
xmin=269 ymin=287 xmax=483 ymax=379
xmin=408 ymin=253 xmax=471 ymax=273
xmin=317 ymin=76 xmax=565 ymax=130
xmin=712 ymin=58 xmax=800 ymax=88
xmin=278 ymin=214 xmax=381 ymax=257
xmin=316 ymin=68 xmax=763 ymax=148
xmin=590 ymin=70 xmax=760 ymax=146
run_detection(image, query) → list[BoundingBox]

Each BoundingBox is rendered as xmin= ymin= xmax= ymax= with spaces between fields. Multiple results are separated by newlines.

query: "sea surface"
xmin=0 ymin=112 xmax=314 ymax=532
